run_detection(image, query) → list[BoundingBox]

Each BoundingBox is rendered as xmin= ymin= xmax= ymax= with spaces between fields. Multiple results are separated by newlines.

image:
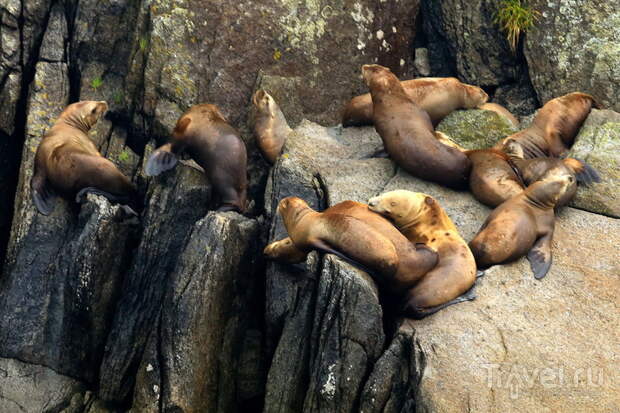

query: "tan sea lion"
xmin=342 ymin=77 xmax=488 ymax=127
xmin=362 ymin=64 xmax=472 ymax=189
xmin=469 ymin=170 xmax=574 ymax=279
xmin=368 ymin=190 xmax=478 ymax=317
xmin=274 ymin=198 xmax=439 ymax=293
xmin=31 ymin=100 xmax=139 ymax=215
xmin=146 ymin=104 xmax=248 ymax=212
xmin=478 ymin=102 xmax=519 ymax=127
xmin=494 ymin=92 xmax=600 ymax=158
xmin=251 ymin=89 xmax=291 ymax=164
xmin=465 ymin=148 xmax=525 ymax=208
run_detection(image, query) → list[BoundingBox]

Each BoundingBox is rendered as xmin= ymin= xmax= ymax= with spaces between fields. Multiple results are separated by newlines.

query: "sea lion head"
xmin=59 ymin=100 xmax=108 ymax=131
xmin=251 ymin=89 xmax=276 ymax=115
xmin=278 ymin=196 xmax=312 ymax=230
xmin=534 ymin=167 xmax=575 ymax=207
xmin=263 ymin=237 xmax=307 ymax=263
xmin=502 ymin=138 xmax=525 ymax=158
xmin=368 ymin=190 xmax=428 ymax=226
xmin=463 ymin=85 xmax=489 ymax=108
xmin=362 ymin=64 xmax=397 ymax=92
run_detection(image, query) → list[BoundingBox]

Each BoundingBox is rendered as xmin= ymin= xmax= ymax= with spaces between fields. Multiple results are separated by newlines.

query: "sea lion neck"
xmin=59 ymin=111 xmax=94 ymax=133
xmin=524 ymin=181 xmax=558 ymax=209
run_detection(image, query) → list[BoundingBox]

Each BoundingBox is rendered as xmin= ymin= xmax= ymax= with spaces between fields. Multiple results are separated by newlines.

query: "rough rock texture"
xmin=436 ymin=109 xmax=518 ymax=149
xmin=525 ymin=0 xmax=620 ymax=111
xmin=0 ymin=357 xmax=85 ymax=413
xmin=568 ymin=109 xmax=620 ymax=218
xmin=263 ymin=120 xmax=620 ymax=412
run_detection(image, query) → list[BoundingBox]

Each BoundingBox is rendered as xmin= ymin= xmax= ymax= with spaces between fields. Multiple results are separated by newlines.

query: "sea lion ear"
xmin=424 ymin=196 xmax=434 ymax=206
xmin=145 ymin=144 xmax=178 ymax=176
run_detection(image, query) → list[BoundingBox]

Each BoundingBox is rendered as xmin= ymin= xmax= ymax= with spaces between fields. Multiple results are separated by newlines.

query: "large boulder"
xmin=568 ymin=109 xmax=620 ymax=218
xmin=525 ymin=0 xmax=620 ymax=111
xmin=436 ymin=109 xmax=518 ymax=149
xmin=263 ymin=120 xmax=620 ymax=412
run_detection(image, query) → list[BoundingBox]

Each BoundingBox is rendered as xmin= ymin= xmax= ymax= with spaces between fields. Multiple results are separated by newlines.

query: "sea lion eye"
xmin=568 ymin=176 xmax=574 ymax=183
xmin=390 ymin=201 xmax=397 ymax=207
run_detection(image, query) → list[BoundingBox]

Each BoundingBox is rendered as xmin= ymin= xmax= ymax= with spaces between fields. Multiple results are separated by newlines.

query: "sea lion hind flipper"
xmin=404 ymin=284 xmax=477 ymax=320
xmin=570 ymin=158 xmax=601 ymax=185
xmin=362 ymin=144 xmax=388 ymax=159
xmin=145 ymin=145 xmax=178 ymax=176
xmin=31 ymin=176 xmax=56 ymax=215
xmin=76 ymin=187 xmax=130 ymax=204
xmin=527 ymin=234 xmax=553 ymax=279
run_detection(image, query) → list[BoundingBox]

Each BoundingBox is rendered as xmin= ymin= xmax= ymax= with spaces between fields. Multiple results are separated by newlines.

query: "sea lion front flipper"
xmin=362 ymin=144 xmax=388 ymax=159
xmin=434 ymin=131 xmax=466 ymax=152
xmin=527 ymin=233 xmax=553 ymax=279
xmin=404 ymin=284 xmax=477 ymax=320
xmin=565 ymin=158 xmax=601 ymax=186
xmin=31 ymin=174 xmax=57 ymax=215
xmin=145 ymin=143 xmax=178 ymax=176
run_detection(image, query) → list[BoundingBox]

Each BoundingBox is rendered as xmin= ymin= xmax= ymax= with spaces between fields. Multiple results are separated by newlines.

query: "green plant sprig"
xmin=494 ymin=0 xmax=541 ymax=52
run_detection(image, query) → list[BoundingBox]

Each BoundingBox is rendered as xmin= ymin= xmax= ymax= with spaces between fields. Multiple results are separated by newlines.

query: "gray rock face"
xmin=568 ymin=109 xmax=620 ymax=217
xmin=525 ymin=0 xmax=620 ymax=112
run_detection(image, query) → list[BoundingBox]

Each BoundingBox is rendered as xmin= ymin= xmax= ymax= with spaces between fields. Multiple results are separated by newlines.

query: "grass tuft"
xmin=494 ymin=0 xmax=540 ymax=52
xmin=91 ymin=76 xmax=104 ymax=91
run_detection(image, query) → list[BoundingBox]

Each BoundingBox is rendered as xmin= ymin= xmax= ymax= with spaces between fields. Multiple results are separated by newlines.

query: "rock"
xmin=436 ymin=109 xmax=519 ymax=149
xmin=525 ymin=0 xmax=620 ymax=112
xmin=0 ymin=357 xmax=85 ymax=413
xmin=131 ymin=211 xmax=263 ymax=412
xmin=98 ymin=163 xmax=211 ymax=403
xmin=421 ymin=0 xmax=520 ymax=86
xmin=264 ymin=119 xmax=620 ymax=412
xmin=568 ymin=109 xmax=620 ymax=218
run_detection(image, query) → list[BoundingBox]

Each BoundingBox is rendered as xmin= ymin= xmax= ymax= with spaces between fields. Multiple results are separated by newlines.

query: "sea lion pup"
xmin=275 ymin=198 xmax=438 ymax=292
xmin=367 ymin=190 xmax=477 ymax=318
xmin=342 ymin=77 xmax=488 ymax=127
xmin=31 ymin=100 xmax=139 ymax=215
xmin=469 ymin=169 xmax=574 ymax=279
xmin=362 ymin=64 xmax=472 ymax=188
xmin=478 ymin=102 xmax=519 ymax=127
xmin=465 ymin=148 xmax=524 ymax=207
xmin=146 ymin=104 xmax=248 ymax=212
xmin=494 ymin=92 xmax=600 ymax=158
xmin=251 ymin=89 xmax=291 ymax=163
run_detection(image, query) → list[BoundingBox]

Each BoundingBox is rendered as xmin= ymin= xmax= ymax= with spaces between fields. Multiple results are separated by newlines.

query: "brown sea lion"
xmin=478 ymin=102 xmax=519 ymax=127
xmin=251 ymin=89 xmax=291 ymax=164
xmin=274 ymin=198 xmax=439 ymax=293
xmin=362 ymin=64 xmax=472 ymax=188
xmin=465 ymin=148 xmax=525 ymax=208
xmin=368 ymin=190 xmax=478 ymax=318
xmin=264 ymin=237 xmax=307 ymax=263
xmin=469 ymin=170 xmax=574 ymax=279
xmin=342 ymin=77 xmax=488 ymax=127
xmin=31 ymin=100 xmax=139 ymax=215
xmin=494 ymin=92 xmax=600 ymax=158
xmin=146 ymin=104 xmax=248 ymax=212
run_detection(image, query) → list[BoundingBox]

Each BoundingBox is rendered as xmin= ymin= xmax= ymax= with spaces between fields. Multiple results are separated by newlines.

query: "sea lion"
xmin=478 ymin=102 xmax=519 ymax=127
xmin=146 ymin=104 xmax=248 ymax=212
xmin=274 ymin=198 xmax=438 ymax=293
xmin=251 ymin=89 xmax=291 ymax=164
xmin=368 ymin=190 xmax=478 ymax=318
xmin=362 ymin=64 xmax=472 ymax=188
xmin=465 ymin=148 xmax=525 ymax=208
xmin=494 ymin=92 xmax=599 ymax=158
xmin=264 ymin=236 xmax=307 ymax=263
xmin=342 ymin=77 xmax=488 ymax=127
xmin=31 ymin=100 xmax=139 ymax=215
xmin=469 ymin=170 xmax=574 ymax=279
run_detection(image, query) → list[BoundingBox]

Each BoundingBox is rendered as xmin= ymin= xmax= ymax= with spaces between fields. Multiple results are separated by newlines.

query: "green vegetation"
xmin=139 ymin=37 xmax=149 ymax=52
xmin=91 ymin=76 xmax=103 ymax=91
xmin=494 ymin=0 xmax=540 ymax=52
xmin=118 ymin=150 xmax=131 ymax=163
xmin=113 ymin=91 xmax=123 ymax=105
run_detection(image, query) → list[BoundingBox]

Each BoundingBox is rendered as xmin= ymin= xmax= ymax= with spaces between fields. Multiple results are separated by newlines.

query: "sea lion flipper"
xmin=31 ymin=176 xmax=56 ymax=215
xmin=363 ymin=144 xmax=388 ymax=159
xmin=527 ymin=234 xmax=553 ymax=279
xmin=567 ymin=158 xmax=601 ymax=185
xmin=404 ymin=283 xmax=477 ymax=319
xmin=145 ymin=144 xmax=178 ymax=176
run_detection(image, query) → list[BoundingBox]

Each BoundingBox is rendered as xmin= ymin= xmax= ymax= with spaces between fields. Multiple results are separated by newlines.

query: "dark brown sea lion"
xmin=368 ymin=190 xmax=478 ymax=318
xmin=494 ymin=92 xmax=600 ymax=158
xmin=342 ymin=77 xmax=488 ymax=127
xmin=31 ymin=100 xmax=139 ymax=215
xmin=146 ymin=104 xmax=248 ymax=212
xmin=251 ymin=89 xmax=291 ymax=164
xmin=273 ymin=198 xmax=439 ymax=294
xmin=469 ymin=170 xmax=574 ymax=279
xmin=478 ymin=102 xmax=519 ymax=127
xmin=362 ymin=64 xmax=472 ymax=189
